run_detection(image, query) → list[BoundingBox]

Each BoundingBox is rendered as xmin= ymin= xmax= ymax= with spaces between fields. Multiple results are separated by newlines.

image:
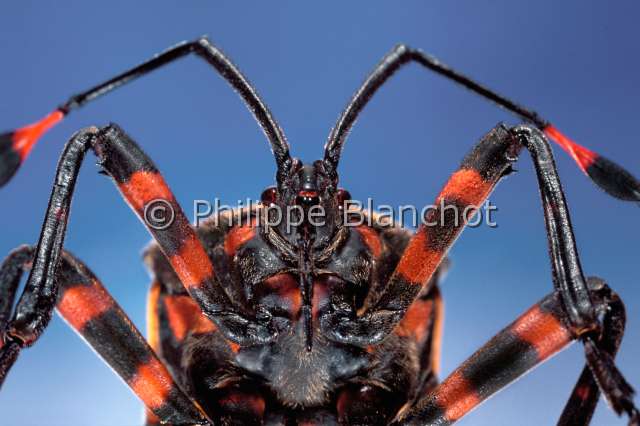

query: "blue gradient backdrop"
xmin=1 ymin=2 xmax=639 ymax=425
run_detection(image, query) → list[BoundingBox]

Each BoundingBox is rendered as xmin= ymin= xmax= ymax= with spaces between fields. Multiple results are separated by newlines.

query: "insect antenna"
xmin=0 ymin=38 xmax=293 ymax=189
xmin=0 ymin=110 xmax=64 ymax=186
xmin=324 ymin=46 xmax=640 ymax=203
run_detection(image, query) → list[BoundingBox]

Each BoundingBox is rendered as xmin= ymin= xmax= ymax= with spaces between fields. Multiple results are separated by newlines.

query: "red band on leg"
xmin=58 ymin=281 xmax=114 ymax=330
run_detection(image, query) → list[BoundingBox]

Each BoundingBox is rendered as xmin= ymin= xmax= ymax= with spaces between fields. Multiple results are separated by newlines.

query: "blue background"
xmin=1 ymin=2 xmax=639 ymax=425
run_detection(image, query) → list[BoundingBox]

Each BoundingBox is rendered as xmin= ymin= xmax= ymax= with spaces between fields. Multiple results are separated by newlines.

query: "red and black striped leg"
xmin=144 ymin=282 xmax=165 ymax=426
xmin=558 ymin=278 xmax=637 ymax=426
xmin=321 ymin=124 xmax=522 ymax=345
xmin=0 ymin=247 xmax=210 ymax=425
xmin=395 ymin=280 xmax=637 ymax=426
xmin=144 ymin=278 xmax=232 ymax=380
xmin=399 ymin=283 xmax=444 ymax=401
xmin=325 ymin=125 xmax=599 ymax=343
xmin=396 ymin=289 xmax=573 ymax=425
xmin=145 ymin=280 xmax=222 ymax=426
xmin=0 ymin=125 xmax=274 ymax=387
xmin=93 ymin=125 xmax=275 ymax=345
xmin=55 ymin=251 xmax=210 ymax=425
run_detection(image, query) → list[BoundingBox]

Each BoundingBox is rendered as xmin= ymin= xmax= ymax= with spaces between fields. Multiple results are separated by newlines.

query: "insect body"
xmin=0 ymin=38 xmax=639 ymax=425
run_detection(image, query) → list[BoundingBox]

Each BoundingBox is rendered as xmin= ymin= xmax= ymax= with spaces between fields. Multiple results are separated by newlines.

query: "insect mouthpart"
xmin=293 ymin=163 xmax=322 ymax=206
xmin=296 ymin=190 xmax=320 ymax=206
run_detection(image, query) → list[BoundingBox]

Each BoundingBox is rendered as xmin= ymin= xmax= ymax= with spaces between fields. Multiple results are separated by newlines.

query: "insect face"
xmin=2 ymin=37 xmax=640 ymax=425
xmin=260 ymin=159 xmax=349 ymax=248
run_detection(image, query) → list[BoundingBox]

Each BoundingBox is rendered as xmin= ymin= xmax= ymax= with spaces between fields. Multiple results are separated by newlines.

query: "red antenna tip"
xmin=544 ymin=125 xmax=596 ymax=174
xmin=544 ymin=124 xmax=640 ymax=202
xmin=0 ymin=110 xmax=65 ymax=187
xmin=12 ymin=110 xmax=64 ymax=160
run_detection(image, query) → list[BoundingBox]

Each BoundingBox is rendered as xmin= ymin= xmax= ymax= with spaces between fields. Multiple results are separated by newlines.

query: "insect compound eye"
xmin=260 ymin=186 xmax=278 ymax=206
xmin=336 ymin=188 xmax=352 ymax=209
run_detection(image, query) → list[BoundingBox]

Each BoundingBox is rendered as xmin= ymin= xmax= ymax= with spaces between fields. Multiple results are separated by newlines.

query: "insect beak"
xmin=296 ymin=190 xmax=319 ymax=206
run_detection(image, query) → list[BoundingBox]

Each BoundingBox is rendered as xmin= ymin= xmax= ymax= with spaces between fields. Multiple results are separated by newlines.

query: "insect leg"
xmin=1 ymin=128 xmax=96 ymax=357
xmin=144 ymin=246 xmax=228 ymax=375
xmin=327 ymin=124 xmax=639 ymax=422
xmin=0 ymin=245 xmax=33 ymax=377
xmin=397 ymin=283 xmax=444 ymax=400
xmin=146 ymin=276 xmax=249 ymax=426
xmin=0 ymin=246 xmax=32 ymax=342
xmin=145 ymin=281 xmax=165 ymax=426
xmin=394 ymin=279 xmax=637 ymax=426
xmin=511 ymin=123 xmax=638 ymax=411
xmin=144 ymin=280 xmax=215 ymax=426
xmin=92 ymin=124 xmax=275 ymax=345
xmin=321 ymin=124 xmax=520 ymax=345
xmin=0 ymin=125 xmax=275 ymax=387
xmin=557 ymin=278 xmax=636 ymax=426
xmin=0 ymin=247 xmax=210 ymax=425
xmin=145 ymin=280 xmax=230 ymax=376
xmin=326 ymin=125 xmax=605 ymax=341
